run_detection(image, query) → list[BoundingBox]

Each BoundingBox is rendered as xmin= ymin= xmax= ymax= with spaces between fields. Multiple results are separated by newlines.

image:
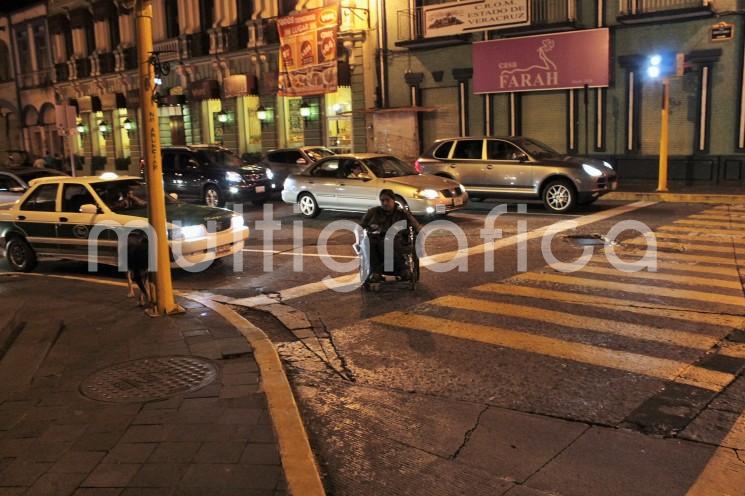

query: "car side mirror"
xmin=9 ymin=187 xmax=24 ymax=193
xmin=296 ymin=158 xmax=307 ymax=165
xmin=79 ymin=204 xmax=99 ymax=214
xmin=169 ymin=193 xmax=178 ymax=200
xmin=357 ymin=173 xmax=372 ymax=181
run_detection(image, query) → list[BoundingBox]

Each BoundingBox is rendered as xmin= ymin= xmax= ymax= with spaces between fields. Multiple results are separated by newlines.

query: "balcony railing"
xmin=246 ymin=18 xmax=279 ymax=48
xmin=397 ymin=0 xmax=576 ymax=42
xmin=18 ymin=68 xmax=54 ymax=89
xmin=209 ymin=25 xmax=240 ymax=54
xmin=619 ymin=0 xmax=710 ymax=15
xmin=188 ymin=32 xmax=210 ymax=58
xmin=153 ymin=38 xmax=181 ymax=62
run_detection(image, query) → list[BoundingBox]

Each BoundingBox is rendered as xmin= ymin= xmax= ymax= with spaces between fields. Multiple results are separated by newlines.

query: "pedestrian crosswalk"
xmin=368 ymin=204 xmax=745 ymax=397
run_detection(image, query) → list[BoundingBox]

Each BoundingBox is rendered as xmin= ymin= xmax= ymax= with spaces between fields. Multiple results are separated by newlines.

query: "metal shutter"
xmin=422 ymin=87 xmax=459 ymax=148
xmin=521 ymin=91 xmax=567 ymax=153
xmin=640 ymin=75 xmax=695 ymax=155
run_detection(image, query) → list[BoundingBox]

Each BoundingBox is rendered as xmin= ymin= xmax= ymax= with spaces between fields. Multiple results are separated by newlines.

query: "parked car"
xmin=257 ymin=146 xmax=335 ymax=189
xmin=0 ymin=168 xmax=68 ymax=204
xmin=154 ymin=145 xmax=275 ymax=208
xmin=0 ymin=175 xmax=249 ymax=272
xmin=282 ymin=153 xmax=467 ymax=218
xmin=416 ymin=136 xmax=618 ymax=213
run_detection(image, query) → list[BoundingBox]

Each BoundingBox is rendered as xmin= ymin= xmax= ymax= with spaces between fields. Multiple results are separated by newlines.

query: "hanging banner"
xmin=277 ymin=6 xmax=339 ymax=97
xmin=423 ymin=0 xmax=529 ymax=38
xmin=473 ymin=28 xmax=610 ymax=94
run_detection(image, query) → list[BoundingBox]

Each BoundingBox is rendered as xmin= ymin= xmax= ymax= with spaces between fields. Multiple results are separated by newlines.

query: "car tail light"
xmin=414 ymin=160 xmax=422 ymax=173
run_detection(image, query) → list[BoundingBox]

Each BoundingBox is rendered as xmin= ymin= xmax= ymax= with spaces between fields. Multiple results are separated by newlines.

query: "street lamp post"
xmin=134 ymin=0 xmax=182 ymax=316
xmin=647 ymin=54 xmax=670 ymax=192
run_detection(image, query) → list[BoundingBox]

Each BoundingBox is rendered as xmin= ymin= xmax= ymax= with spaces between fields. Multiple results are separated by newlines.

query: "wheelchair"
xmin=354 ymin=225 xmax=420 ymax=292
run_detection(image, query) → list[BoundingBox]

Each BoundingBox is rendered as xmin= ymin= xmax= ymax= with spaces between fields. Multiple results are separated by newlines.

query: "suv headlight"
xmin=602 ymin=160 xmax=614 ymax=170
xmin=265 ymin=168 xmax=274 ymax=180
xmin=416 ymin=188 xmax=440 ymax=200
xmin=226 ymin=171 xmax=243 ymax=183
xmin=582 ymin=164 xmax=603 ymax=177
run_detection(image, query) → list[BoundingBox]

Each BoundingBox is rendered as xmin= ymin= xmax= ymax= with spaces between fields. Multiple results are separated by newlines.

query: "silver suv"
xmin=416 ymin=136 xmax=618 ymax=213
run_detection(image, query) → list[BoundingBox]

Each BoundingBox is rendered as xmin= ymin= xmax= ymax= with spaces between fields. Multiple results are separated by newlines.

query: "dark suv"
xmin=256 ymin=146 xmax=335 ymax=190
xmin=156 ymin=145 xmax=275 ymax=207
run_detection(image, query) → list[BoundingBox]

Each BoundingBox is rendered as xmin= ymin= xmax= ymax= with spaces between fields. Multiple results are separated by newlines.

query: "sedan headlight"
xmin=265 ymin=168 xmax=274 ymax=180
xmin=226 ymin=171 xmax=243 ymax=183
xmin=231 ymin=215 xmax=245 ymax=229
xmin=173 ymin=224 xmax=207 ymax=240
xmin=582 ymin=164 xmax=603 ymax=177
xmin=417 ymin=188 xmax=440 ymax=200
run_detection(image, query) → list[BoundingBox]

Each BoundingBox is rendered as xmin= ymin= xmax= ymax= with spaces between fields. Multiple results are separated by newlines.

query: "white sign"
xmin=423 ymin=0 xmax=529 ymax=38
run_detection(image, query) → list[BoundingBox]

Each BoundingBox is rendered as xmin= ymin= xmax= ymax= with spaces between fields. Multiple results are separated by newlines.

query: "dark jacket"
xmin=360 ymin=205 xmax=421 ymax=235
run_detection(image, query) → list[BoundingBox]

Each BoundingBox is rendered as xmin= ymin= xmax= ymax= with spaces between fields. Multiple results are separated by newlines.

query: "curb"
xmin=605 ymin=191 xmax=745 ymax=204
xmin=0 ymin=273 xmax=326 ymax=496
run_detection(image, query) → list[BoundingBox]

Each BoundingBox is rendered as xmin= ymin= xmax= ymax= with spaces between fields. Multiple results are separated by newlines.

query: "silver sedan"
xmin=281 ymin=154 xmax=468 ymax=217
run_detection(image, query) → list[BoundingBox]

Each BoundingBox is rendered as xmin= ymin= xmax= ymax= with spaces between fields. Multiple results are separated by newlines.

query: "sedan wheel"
xmin=204 ymin=186 xmax=221 ymax=208
xmin=6 ymin=237 xmax=37 ymax=272
xmin=298 ymin=194 xmax=321 ymax=218
xmin=542 ymin=180 xmax=576 ymax=213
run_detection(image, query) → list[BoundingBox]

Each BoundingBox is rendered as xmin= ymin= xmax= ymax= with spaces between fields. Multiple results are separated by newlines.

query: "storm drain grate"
xmin=80 ymin=356 xmax=218 ymax=403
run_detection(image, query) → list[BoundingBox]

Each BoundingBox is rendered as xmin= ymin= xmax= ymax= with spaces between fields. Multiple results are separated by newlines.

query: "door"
xmin=16 ymin=183 xmax=61 ymax=256
xmin=484 ymin=139 xmax=534 ymax=192
xmin=449 ymin=139 xmax=486 ymax=187
xmin=56 ymin=183 xmax=110 ymax=262
xmin=170 ymin=117 xmax=186 ymax=145
xmin=307 ymin=159 xmax=342 ymax=208
xmin=335 ymin=159 xmax=374 ymax=211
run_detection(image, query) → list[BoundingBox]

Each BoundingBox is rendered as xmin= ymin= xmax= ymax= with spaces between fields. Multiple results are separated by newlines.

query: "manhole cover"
xmin=80 ymin=356 xmax=218 ymax=403
xmin=563 ymin=234 xmax=615 ymax=246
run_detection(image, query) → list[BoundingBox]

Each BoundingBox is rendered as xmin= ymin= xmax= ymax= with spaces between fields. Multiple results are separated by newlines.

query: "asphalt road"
xmin=3 ymin=198 xmax=745 ymax=495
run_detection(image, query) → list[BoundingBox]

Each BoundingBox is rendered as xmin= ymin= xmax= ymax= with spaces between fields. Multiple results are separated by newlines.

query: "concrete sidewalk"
xmin=0 ymin=276 xmax=286 ymax=495
xmin=606 ymin=181 xmax=745 ymax=203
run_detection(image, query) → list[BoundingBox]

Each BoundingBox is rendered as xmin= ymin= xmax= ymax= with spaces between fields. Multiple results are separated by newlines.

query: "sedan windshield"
xmin=92 ymin=179 xmax=175 ymax=213
xmin=305 ymin=148 xmax=335 ymax=161
xmin=364 ymin=156 xmax=417 ymax=178
xmin=514 ymin=138 xmax=560 ymax=159
xmin=197 ymin=150 xmax=243 ymax=168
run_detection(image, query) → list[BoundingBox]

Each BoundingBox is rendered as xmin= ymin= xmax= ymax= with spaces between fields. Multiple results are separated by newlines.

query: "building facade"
xmin=387 ymin=0 xmax=745 ymax=186
xmin=3 ymin=0 xmax=377 ymax=175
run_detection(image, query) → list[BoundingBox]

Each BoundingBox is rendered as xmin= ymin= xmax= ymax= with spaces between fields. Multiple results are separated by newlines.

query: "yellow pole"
xmin=657 ymin=77 xmax=669 ymax=192
xmin=135 ymin=0 xmax=181 ymax=315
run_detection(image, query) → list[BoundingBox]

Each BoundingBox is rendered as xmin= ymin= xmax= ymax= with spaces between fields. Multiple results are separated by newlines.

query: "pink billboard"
xmin=473 ymin=28 xmax=610 ymax=94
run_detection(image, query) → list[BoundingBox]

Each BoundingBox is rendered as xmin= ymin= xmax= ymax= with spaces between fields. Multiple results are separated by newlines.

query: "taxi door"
xmin=56 ymin=183 xmax=115 ymax=264
xmin=14 ymin=183 xmax=61 ymax=257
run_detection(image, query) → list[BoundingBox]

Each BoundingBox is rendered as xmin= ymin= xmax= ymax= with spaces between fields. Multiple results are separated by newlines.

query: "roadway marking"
xmin=641 ymin=231 xmax=745 ymax=246
xmin=674 ymin=219 xmax=745 ymax=229
xmin=660 ymin=225 xmax=745 ymax=237
xmin=430 ymin=295 xmax=720 ymax=350
xmin=688 ymin=214 xmax=745 ymax=221
xmin=473 ymin=283 xmax=745 ymax=329
xmin=587 ymin=257 xmax=738 ymax=277
xmin=567 ymin=264 xmax=743 ymax=291
xmin=514 ymin=272 xmax=745 ymax=308
xmin=228 ymin=201 xmax=656 ymax=307
xmin=624 ymin=238 xmax=736 ymax=255
xmin=614 ymin=249 xmax=739 ymax=266
xmin=242 ymin=248 xmax=358 ymax=259
xmin=371 ymin=312 xmax=734 ymax=392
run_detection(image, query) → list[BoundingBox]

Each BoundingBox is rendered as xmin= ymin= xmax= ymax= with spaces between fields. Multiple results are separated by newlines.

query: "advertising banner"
xmin=423 ymin=0 xmax=528 ymax=38
xmin=473 ymin=28 xmax=610 ymax=94
xmin=277 ymin=6 xmax=339 ymax=97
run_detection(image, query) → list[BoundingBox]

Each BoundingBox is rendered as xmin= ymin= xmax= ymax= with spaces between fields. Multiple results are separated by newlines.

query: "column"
xmin=452 ymin=68 xmax=472 ymax=137
xmin=404 ymin=72 xmax=424 ymax=154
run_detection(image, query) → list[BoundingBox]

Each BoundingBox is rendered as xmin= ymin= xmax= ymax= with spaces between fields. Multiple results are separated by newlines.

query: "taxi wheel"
xmin=298 ymin=193 xmax=321 ymax=218
xmin=204 ymin=185 xmax=222 ymax=208
xmin=6 ymin=237 xmax=37 ymax=272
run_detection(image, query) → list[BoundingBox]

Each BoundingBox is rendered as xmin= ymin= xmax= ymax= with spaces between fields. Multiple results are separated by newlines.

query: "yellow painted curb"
xmin=0 ymin=273 xmax=326 ymax=496
xmin=605 ymin=191 xmax=745 ymax=204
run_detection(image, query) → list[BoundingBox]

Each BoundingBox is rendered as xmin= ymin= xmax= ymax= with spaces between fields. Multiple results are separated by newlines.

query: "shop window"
xmin=282 ymin=97 xmax=305 ymax=148
xmin=325 ymin=87 xmax=352 ymax=153
xmin=239 ymin=95 xmax=261 ymax=154
xmin=114 ymin=108 xmax=131 ymax=159
xmin=91 ymin=111 xmax=106 ymax=157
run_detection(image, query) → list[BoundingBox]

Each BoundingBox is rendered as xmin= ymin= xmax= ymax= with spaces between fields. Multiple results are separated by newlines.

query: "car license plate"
xmin=435 ymin=204 xmax=446 ymax=214
xmin=256 ymin=186 xmax=266 ymax=193
xmin=453 ymin=197 xmax=463 ymax=206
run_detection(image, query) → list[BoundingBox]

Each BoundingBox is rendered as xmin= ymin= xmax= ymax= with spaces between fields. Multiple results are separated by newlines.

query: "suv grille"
xmin=243 ymin=172 xmax=266 ymax=183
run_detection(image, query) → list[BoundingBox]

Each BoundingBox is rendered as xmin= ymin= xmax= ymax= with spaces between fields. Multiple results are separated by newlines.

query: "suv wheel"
xmin=542 ymin=179 xmax=576 ymax=213
xmin=6 ymin=236 xmax=37 ymax=272
xmin=298 ymin=193 xmax=321 ymax=218
xmin=204 ymin=185 xmax=222 ymax=208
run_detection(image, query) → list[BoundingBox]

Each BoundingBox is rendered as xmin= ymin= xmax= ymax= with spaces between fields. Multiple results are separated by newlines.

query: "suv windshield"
xmin=514 ymin=138 xmax=560 ymax=159
xmin=364 ymin=156 xmax=417 ymax=178
xmin=197 ymin=149 xmax=243 ymax=168
xmin=305 ymin=148 xmax=334 ymax=161
xmin=92 ymin=179 xmax=175 ymax=213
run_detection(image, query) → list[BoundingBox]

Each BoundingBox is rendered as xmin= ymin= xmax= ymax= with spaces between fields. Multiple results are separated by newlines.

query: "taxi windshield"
xmin=92 ymin=180 xmax=173 ymax=213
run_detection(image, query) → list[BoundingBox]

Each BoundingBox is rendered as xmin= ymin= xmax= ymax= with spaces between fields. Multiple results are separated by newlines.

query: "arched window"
xmin=0 ymin=41 xmax=11 ymax=82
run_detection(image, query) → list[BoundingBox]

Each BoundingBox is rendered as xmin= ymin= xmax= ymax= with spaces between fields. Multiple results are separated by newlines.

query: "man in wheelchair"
xmin=359 ymin=189 xmax=421 ymax=283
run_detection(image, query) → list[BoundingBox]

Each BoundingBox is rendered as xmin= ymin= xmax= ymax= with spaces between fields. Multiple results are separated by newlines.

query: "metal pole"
xmin=68 ymin=131 xmax=76 ymax=178
xmin=657 ymin=77 xmax=669 ymax=192
xmin=135 ymin=0 xmax=181 ymax=315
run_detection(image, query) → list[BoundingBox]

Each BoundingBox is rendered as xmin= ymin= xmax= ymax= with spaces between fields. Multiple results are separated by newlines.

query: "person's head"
xmin=379 ymin=189 xmax=396 ymax=212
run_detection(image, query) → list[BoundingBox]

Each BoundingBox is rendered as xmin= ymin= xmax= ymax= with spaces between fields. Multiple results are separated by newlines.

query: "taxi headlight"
xmin=231 ymin=216 xmax=245 ymax=229
xmin=582 ymin=164 xmax=603 ymax=177
xmin=177 ymin=224 xmax=207 ymax=240
xmin=417 ymin=188 xmax=440 ymax=200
